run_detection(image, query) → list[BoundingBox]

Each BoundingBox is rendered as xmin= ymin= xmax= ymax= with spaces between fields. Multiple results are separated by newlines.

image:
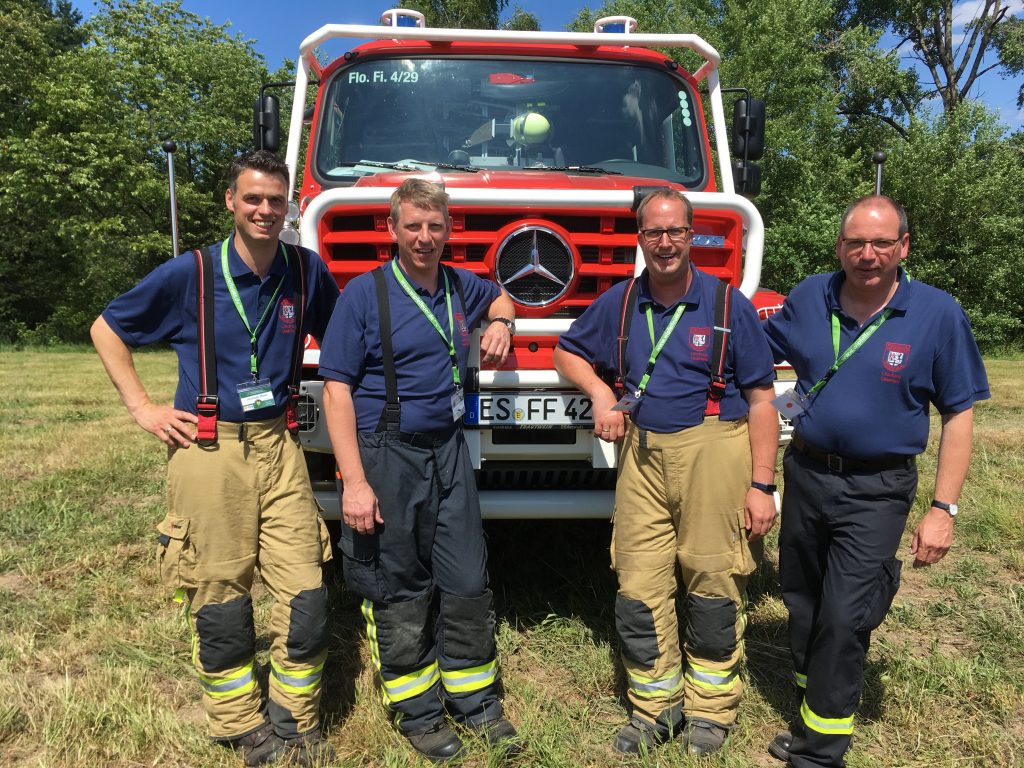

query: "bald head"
xmin=840 ymin=195 xmax=908 ymax=238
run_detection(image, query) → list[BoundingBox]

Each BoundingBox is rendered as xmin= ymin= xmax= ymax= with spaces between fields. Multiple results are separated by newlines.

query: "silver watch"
xmin=931 ymin=499 xmax=958 ymax=517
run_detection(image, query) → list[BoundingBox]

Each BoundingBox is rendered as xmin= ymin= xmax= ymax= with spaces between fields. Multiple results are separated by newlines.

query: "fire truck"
xmin=255 ymin=9 xmax=787 ymax=520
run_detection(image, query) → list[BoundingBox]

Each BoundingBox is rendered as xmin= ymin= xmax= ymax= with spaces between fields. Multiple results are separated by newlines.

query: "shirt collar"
xmin=226 ymin=233 xmax=288 ymax=279
xmin=638 ymin=265 xmax=703 ymax=310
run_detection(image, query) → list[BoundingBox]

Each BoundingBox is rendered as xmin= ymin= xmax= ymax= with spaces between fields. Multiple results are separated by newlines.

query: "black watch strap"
xmin=751 ymin=481 xmax=777 ymax=495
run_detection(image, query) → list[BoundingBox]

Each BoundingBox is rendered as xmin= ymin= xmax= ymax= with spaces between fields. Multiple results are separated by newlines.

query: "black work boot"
xmin=228 ymin=723 xmax=288 ymax=767
xmin=286 ymin=727 xmax=337 ymax=767
xmin=613 ymin=714 xmax=684 ymax=755
xmin=406 ymin=721 xmax=464 ymax=763
xmin=470 ymin=716 xmax=523 ymax=756
xmin=768 ymin=730 xmax=792 ymax=762
xmin=683 ymin=718 xmax=729 ymax=756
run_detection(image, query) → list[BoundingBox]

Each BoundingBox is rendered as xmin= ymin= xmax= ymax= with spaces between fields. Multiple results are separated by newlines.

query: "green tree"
xmin=995 ymin=15 xmax=1024 ymax=108
xmin=885 ymin=104 xmax=1024 ymax=346
xmin=404 ymin=0 xmax=508 ymax=29
xmin=843 ymin=0 xmax=1017 ymax=114
xmin=502 ymin=6 xmax=541 ymax=31
xmin=0 ymin=0 xmax=270 ymax=342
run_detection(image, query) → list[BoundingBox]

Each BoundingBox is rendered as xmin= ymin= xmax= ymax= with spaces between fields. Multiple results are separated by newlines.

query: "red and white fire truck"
xmin=256 ymin=9 xmax=788 ymax=520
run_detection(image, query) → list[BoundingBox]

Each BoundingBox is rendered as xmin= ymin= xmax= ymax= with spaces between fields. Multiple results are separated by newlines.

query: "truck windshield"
xmin=315 ymin=57 xmax=707 ymax=186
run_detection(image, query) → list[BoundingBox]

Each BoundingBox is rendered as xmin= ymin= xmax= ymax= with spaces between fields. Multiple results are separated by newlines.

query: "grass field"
xmin=0 ymin=348 xmax=1021 ymax=768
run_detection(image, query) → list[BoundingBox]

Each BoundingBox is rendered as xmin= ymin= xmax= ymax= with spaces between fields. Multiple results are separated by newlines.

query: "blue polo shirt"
xmin=319 ymin=260 xmax=500 ymax=433
xmin=762 ymin=268 xmax=990 ymax=458
xmin=103 ymin=236 xmax=339 ymax=422
xmin=557 ymin=267 xmax=775 ymax=433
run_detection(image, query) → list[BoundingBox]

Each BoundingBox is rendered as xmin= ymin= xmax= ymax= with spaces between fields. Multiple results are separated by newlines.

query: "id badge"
xmin=771 ymin=387 xmax=809 ymax=417
xmin=451 ymin=387 xmax=466 ymax=421
xmin=611 ymin=390 xmax=642 ymax=413
xmin=237 ymin=378 xmax=274 ymax=413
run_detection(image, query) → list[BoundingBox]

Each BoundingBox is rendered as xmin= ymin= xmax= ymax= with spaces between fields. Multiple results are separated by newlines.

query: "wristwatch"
xmin=931 ymin=499 xmax=959 ymax=518
xmin=492 ymin=317 xmax=516 ymax=336
xmin=751 ymin=481 xmax=778 ymax=495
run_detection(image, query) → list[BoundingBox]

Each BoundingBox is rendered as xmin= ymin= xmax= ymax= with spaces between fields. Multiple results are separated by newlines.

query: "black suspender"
xmin=372 ymin=262 xmax=466 ymax=434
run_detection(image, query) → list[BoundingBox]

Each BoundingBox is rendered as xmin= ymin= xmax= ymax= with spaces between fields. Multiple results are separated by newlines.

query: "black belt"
xmin=791 ymin=434 xmax=914 ymax=473
xmin=394 ymin=423 xmax=459 ymax=449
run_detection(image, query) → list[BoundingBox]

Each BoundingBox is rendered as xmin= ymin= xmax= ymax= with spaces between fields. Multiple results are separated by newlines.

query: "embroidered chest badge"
xmin=881 ymin=342 xmax=910 ymax=383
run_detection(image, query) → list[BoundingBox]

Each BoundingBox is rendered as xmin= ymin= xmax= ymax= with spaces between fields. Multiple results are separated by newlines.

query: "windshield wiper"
xmin=523 ymin=165 xmax=623 ymax=175
xmin=338 ymin=159 xmax=480 ymax=173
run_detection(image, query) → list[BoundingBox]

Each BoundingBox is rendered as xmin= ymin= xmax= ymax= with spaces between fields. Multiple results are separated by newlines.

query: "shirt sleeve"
xmin=305 ymin=249 xmax=340 ymax=344
xmin=455 ymin=269 xmax=501 ymax=327
xmin=931 ymin=303 xmax=991 ymax=413
xmin=555 ymin=288 xmax=621 ymax=372
xmin=101 ymin=255 xmax=191 ymax=347
xmin=318 ymin=277 xmax=370 ymax=386
xmin=729 ymin=291 xmax=776 ymax=389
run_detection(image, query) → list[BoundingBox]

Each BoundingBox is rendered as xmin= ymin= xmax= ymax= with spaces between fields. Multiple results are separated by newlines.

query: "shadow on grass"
xmin=320 ymin=560 xmax=369 ymax=731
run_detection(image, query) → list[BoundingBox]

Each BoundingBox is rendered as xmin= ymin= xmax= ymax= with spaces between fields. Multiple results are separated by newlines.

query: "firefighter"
xmin=553 ymin=189 xmax=779 ymax=755
xmin=761 ymin=195 xmax=989 ymax=768
xmin=318 ymin=179 xmax=520 ymax=762
xmin=90 ymin=151 xmax=339 ymax=767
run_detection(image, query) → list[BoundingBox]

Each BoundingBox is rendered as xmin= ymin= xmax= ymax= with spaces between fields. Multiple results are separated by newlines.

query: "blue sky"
xmin=71 ymin=0 xmax=1023 ymax=128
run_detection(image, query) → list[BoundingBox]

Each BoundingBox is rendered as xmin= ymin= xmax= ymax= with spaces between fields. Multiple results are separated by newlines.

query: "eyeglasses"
xmin=640 ymin=226 xmax=691 ymax=243
xmin=841 ymin=237 xmax=901 ymax=254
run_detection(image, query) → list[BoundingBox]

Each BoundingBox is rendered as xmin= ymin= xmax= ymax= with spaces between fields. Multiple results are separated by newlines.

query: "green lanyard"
xmin=220 ymin=238 xmax=288 ymax=381
xmin=635 ymin=302 xmax=686 ymax=395
xmin=390 ymin=259 xmax=461 ymax=388
xmin=806 ymin=309 xmax=892 ymax=396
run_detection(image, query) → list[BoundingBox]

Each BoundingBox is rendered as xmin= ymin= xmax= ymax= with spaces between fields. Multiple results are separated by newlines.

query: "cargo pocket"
xmin=155 ymin=514 xmax=196 ymax=589
xmin=338 ymin=526 xmax=385 ymax=602
xmin=857 ymin=558 xmax=902 ymax=632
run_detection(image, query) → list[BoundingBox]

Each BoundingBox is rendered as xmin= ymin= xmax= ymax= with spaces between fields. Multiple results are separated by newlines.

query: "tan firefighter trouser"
xmin=157 ymin=415 xmax=333 ymax=740
xmin=611 ymin=417 xmax=757 ymax=728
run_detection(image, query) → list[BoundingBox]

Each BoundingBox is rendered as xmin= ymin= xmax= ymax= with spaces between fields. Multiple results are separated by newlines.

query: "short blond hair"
xmin=390 ymin=179 xmax=450 ymax=223
xmin=635 ymin=189 xmax=693 ymax=229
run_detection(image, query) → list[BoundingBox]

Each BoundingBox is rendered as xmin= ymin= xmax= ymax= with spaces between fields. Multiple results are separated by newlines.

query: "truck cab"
xmin=264 ymin=9 xmax=780 ymax=519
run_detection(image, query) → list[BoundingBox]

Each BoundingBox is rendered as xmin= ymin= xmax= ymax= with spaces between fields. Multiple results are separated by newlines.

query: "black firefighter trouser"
xmin=779 ymin=446 xmax=917 ymax=768
xmin=340 ymin=427 xmax=502 ymax=734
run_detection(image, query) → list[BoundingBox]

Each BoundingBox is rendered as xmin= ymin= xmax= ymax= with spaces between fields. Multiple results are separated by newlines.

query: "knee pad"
xmin=685 ymin=594 xmax=737 ymax=661
xmin=195 ymin=595 xmax=256 ymax=671
xmin=373 ymin=592 xmax=433 ymax=669
xmin=439 ymin=589 xmax=496 ymax=661
xmin=287 ymin=585 xmax=329 ymax=660
xmin=615 ymin=593 xmax=659 ymax=667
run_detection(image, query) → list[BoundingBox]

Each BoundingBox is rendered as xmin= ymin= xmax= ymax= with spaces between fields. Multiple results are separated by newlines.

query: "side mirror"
xmin=253 ymin=94 xmax=280 ymax=152
xmin=731 ymin=97 xmax=765 ymax=160
xmin=732 ymin=160 xmax=762 ymax=198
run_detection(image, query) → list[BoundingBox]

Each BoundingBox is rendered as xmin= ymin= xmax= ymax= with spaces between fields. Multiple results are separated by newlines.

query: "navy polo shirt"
xmin=557 ymin=267 xmax=775 ymax=433
xmin=103 ymin=236 xmax=339 ymax=422
xmin=319 ymin=260 xmax=500 ymax=433
xmin=762 ymin=268 xmax=990 ymax=458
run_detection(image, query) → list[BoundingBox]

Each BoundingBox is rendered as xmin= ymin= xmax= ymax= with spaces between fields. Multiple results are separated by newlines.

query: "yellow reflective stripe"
xmin=173 ymin=587 xmax=187 ymax=603
xmin=793 ymin=671 xmax=807 ymax=689
xmin=361 ymin=599 xmax=382 ymax=671
xmin=198 ymin=663 xmax=256 ymax=699
xmin=382 ymin=662 xmax=440 ymax=703
xmin=440 ymin=660 xmax=498 ymax=693
xmin=627 ymin=664 xmax=683 ymax=699
xmin=801 ymin=700 xmax=854 ymax=735
xmin=270 ymin=658 xmax=324 ymax=694
xmin=685 ymin=662 xmax=739 ymax=691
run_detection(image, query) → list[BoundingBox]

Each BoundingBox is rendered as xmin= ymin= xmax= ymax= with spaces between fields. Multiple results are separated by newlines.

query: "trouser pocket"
xmin=155 ymin=514 xmax=196 ymax=589
xmin=858 ymin=557 xmax=902 ymax=632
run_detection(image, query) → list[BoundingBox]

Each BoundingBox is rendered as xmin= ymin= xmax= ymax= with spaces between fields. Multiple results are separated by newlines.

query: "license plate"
xmin=465 ymin=392 xmax=593 ymax=428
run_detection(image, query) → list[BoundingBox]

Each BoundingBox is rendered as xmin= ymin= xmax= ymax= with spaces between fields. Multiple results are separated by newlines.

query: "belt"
xmin=394 ymin=423 xmax=459 ymax=449
xmin=791 ymin=434 xmax=914 ymax=473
